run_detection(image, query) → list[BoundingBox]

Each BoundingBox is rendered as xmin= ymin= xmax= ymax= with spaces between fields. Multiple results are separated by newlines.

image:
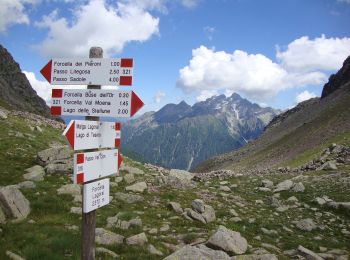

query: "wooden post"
xmin=81 ymin=46 xmax=103 ymax=260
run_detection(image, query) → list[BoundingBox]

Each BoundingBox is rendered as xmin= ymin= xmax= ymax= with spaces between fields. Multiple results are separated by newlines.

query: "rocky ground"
xmin=0 ymin=109 xmax=349 ymax=259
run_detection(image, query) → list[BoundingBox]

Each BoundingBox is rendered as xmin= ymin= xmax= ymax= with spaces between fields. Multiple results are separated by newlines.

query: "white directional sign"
xmin=83 ymin=178 xmax=110 ymax=213
xmin=51 ymin=89 xmax=143 ymax=117
xmin=40 ymin=58 xmax=133 ymax=86
xmin=74 ymin=149 xmax=121 ymax=184
xmin=63 ymin=120 xmax=121 ymax=150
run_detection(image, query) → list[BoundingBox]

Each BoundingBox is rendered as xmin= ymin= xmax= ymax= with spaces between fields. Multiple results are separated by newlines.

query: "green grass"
xmin=0 ymin=111 xmax=350 ymax=259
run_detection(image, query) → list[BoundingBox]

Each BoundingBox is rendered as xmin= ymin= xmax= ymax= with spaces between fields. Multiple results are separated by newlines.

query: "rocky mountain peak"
xmin=0 ymin=45 xmax=50 ymax=117
xmin=321 ymin=55 xmax=350 ymax=98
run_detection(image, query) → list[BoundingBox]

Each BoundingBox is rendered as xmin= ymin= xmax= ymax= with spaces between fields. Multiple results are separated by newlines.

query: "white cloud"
xmin=197 ymin=89 xmax=218 ymax=102
xmin=177 ymin=35 xmax=350 ymax=102
xmin=35 ymin=0 xmax=160 ymax=57
xmin=177 ymin=46 xmax=291 ymax=101
xmin=295 ymin=90 xmax=317 ymax=103
xmin=153 ymin=90 xmax=166 ymax=103
xmin=0 ymin=0 xmax=36 ymax=32
xmin=276 ymin=35 xmax=350 ymax=72
xmin=180 ymin=0 xmax=200 ymax=8
xmin=24 ymin=71 xmax=52 ymax=104
xmin=24 ymin=71 xmax=88 ymax=105
xmin=203 ymin=26 xmax=215 ymax=40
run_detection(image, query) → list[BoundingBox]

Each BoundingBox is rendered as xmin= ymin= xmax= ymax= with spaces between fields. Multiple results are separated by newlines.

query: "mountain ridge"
xmin=0 ymin=45 xmax=51 ymax=117
xmin=121 ymin=93 xmax=280 ymax=170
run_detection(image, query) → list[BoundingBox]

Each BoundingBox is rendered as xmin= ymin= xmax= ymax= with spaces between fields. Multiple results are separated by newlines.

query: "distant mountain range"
xmin=194 ymin=55 xmax=350 ymax=173
xmin=121 ymin=93 xmax=280 ymax=170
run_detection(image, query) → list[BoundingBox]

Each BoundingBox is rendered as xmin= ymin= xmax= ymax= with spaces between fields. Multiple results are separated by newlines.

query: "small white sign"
xmin=41 ymin=58 xmax=133 ymax=86
xmin=63 ymin=120 xmax=121 ymax=150
xmin=83 ymin=178 xmax=110 ymax=213
xmin=74 ymin=149 xmax=120 ymax=184
xmin=51 ymin=89 xmax=143 ymax=118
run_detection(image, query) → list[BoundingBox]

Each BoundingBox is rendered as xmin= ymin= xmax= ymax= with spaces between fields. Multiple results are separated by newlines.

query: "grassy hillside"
xmin=0 ymin=108 xmax=349 ymax=259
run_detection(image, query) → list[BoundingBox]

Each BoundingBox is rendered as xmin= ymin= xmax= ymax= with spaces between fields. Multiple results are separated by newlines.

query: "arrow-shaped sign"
xmin=74 ymin=149 xmax=122 ymax=184
xmin=63 ymin=120 xmax=121 ymax=150
xmin=51 ymin=89 xmax=143 ymax=117
xmin=40 ymin=58 xmax=133 ymax=86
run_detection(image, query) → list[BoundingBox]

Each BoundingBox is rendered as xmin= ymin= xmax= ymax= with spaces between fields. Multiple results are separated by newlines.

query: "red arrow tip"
xmin=64 ymin=121 xmax=75 ymax=149
xmin=40 ymin=60 xmax=52 ymax=83
xmin=130 ymin=91 xmax=144 ymax=117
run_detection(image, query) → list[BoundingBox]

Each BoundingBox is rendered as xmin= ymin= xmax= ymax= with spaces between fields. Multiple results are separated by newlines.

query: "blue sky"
xmin=1 ymin=0 xmax=350 ymax=115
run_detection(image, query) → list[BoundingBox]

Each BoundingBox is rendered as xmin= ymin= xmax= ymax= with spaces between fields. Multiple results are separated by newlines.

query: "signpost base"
xmin=82 ymin=210 xmax=96 ymax=260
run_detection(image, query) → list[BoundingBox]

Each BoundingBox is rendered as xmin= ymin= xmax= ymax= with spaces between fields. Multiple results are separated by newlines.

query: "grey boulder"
xmin=206 ymin=225 xmax=248 ymax=255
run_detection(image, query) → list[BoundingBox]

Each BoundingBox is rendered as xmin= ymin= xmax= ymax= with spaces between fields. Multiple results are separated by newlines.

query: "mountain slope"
xmin=0 ymin=45 xmax=50 ymax=117
xmin=194 ymin=56 xmax=350 ymax=173
xmin=121 ymin=93 xmax=279 ymax=170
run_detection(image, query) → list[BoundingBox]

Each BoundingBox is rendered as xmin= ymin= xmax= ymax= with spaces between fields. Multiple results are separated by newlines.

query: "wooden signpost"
xmin=41 ymin=46 xmax=143 ymax=260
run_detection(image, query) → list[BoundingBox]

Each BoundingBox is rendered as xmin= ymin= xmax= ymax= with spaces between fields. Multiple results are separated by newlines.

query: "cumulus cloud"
xmin=277 ymin=35 xmax=350 ymax=72
xmin=153 ymin=90 xmax=166 ymax=103
xmin=197 ymin=89 xmax=218 ymax=102
xmin=0 ymin=0 xmax=36 ymax=32
xmin=35 ymin=0 xmax=160 ymax=57
xmin=24 ymin=71 xmax=52 ymax=104
xmin=24 ymin=71 xmax=89 ymax=105
xmin=177 ymin=35 xmax=350 ymax=102
xmin=295 ymin=90 xmax=317 ymax=103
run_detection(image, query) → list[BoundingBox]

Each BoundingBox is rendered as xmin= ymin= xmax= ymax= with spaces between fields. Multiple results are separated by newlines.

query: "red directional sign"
xmin=63 ymin=120 xmax=121 ymax=150
xmin=51 ymin=89 xmax=143 ymax=117
xmin=40 ymin=58 xmax=133 ymax=86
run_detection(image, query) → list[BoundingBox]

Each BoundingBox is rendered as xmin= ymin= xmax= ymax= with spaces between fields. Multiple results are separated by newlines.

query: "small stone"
xmin=276 ymin=206 xmax=289 ymax=212
xmin=219 ymin=186 xmax=231 ymax=192
xmin=148 ymin=244 xmax=163 ymax=256
xmin=115 ymin=192 xmax=144 ymax=203
xmin=261 ymin=228 xmax=278 ymax=235
xmin=125 ymin=182 xmax=147 ymax=193
xmin=70 ymin=207 xmax=81 ymax=215
xmin=231 ymin=217 xmax=242 ymax=222
xmin=17 ymin=181 xmax=36 ymax=189
xmin=287 ymin=196 xmax=298 ymax=202
xmin=206 ymin=225 xmax=247 ymax=255
xmin=273 ymin=180 xmax=294 ymax=192
xmin=148 ymin=228 xmax=158 ymax=234
xmin=229 ymin=209 xmax=239 ymax=217
xmin=96 ymin=247 xmax=118 ymax=258
xmin=186 ymin=208 xmax=206 ymax=223
xmin=57 ymin=184 xmax=81 ymax=196
xmin=123 ymin=173 xmax=135 ymax=184
xmin=95 ymin=228 xmax=124 ymax=245
xmin=320 ymin=161 xmax=337 ymax=170
xmin=257 ymin=187 xmax=271 ymax=192
xmin=6 ymin=251 xmax=25 ymax=260
xmin=292 ymin=182 xmax=305 ymax=192
xmin=168 ymin=202 xmax=183 ymax=214
xmin=191 ymin=199 xmax=205 ymax=213
xmin=296 ymin=218 xmax=317 ymax=232
xmin=261 ymin=179 xmax=274 ymax=188
xmin=23 ymin=165 xmax=45 ymax=181
xmin=0 ymin=186 xmax=30 ymax=220
xmin=115 ymin=176 xmax=123 ymax=183
xmin=297 ymin=245 xmax=323 ymax=260
xmin=160 ymin=224 xmax=170 ymax=232
xmin=126 ymin=232 xmax=148 ymax=246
